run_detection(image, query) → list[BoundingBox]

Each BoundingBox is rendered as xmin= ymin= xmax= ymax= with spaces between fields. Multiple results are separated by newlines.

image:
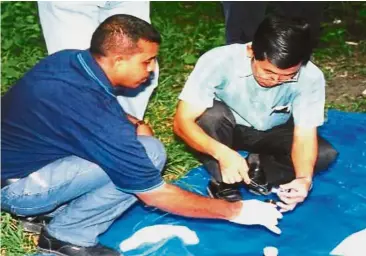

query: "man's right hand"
xmin=216 ymin=145 xmax=250 ymax=184
xmin=229 ymin=200 xmax=283 ymax=234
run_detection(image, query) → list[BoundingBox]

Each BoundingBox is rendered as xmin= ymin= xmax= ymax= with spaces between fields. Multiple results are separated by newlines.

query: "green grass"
xmin=1 ymin=2 xmax=366 ymax=255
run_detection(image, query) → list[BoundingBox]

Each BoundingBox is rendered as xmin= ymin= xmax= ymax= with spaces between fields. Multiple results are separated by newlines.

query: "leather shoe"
xmin=37 ymin=229 xmax=120 ymax=256
xmin=207 ymin=180 xmax=242 ymax=202
xmin=246 ymin=153 xmax=272 ymax=195
xmin=19 ymin=215 xmax=52 ymax=234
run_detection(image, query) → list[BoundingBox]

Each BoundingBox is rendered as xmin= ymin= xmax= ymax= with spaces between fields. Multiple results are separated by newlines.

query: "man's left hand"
xmin=136 ymin=123 xmax=154 ymax=136
xmin=276 ymin=177 xmax=312 ymax=212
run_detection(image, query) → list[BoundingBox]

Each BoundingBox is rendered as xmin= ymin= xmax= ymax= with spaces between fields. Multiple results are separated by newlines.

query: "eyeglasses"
xmin=253 ymin=74 xmax=298 ymax=83
xmin=251 ymin=58 xmax=300 ymax=83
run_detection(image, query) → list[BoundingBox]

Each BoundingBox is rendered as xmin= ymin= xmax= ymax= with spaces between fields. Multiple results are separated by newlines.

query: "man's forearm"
xmin=126 ymin=114 xmax=140 ymax=125
xmin=291 ymin=128 xmax=318 ymax=179
xmin=137 ymin=183 xmax=242 ymax=220
xmin=174 ymin=119 xmax=226 ymax=160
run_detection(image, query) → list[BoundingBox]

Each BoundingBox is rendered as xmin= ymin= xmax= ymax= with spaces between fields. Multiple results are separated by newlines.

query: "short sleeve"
xmin=292 ymin=73 xmax=326 ymax=128
xmin=39 ymin=86 xmax=164 ymax=193
xmin=178 ymin=49 xmax=226 ymax=109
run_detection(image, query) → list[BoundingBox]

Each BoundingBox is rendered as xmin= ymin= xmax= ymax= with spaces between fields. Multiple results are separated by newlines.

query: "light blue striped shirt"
xmin=179 ymin=43 xmax=325 ymax=131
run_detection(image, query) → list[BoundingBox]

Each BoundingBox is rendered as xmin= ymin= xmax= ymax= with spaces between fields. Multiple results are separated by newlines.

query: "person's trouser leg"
xmin=222 ymin=1 xmax=267 ymax=44
xmin=115 ymin=62 xmax=159 ymax=120
xmin=99 ymin=1 xmax=157 ymax=120
xmin=37 ymin=2 xmax=100 ymax=54
xmin=233 ymin=122 xmax=338 ymax=186
xmin=99 ymin=1 xmax=158 ymax=120
xmin=276 ymin=2 xmax=325 ymax=48
xmin=1 ymin=136 xmax=166 ymax=246
xmin=38 ymin=1 xmax=158 ymax=119
xmin=195 ymin=101 xmax=236 ymax=182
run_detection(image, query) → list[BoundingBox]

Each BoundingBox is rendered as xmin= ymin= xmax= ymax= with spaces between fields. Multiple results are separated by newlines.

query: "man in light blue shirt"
xmin=174 ymin=16 xmax=338 ymax=211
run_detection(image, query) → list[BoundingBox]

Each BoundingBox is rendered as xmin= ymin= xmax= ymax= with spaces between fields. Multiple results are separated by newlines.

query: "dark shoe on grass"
xmin=207 ymin=180 xmax=242 ymax=202
xmin=19 ymin=215 xmax=52 ymax=234
xmin=37 ymin=229 xmax=120 ymax=256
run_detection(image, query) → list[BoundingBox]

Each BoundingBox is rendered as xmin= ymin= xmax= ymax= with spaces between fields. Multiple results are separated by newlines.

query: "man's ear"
xmin=246 ymin=44 xmax=254 ymax=58
xmin=113 ymin=55 xmax=127 ymax=68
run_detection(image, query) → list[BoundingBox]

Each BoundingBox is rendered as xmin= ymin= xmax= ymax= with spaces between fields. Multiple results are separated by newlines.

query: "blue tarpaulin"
xmin=97 ymin=110 xmax=366 ymax=256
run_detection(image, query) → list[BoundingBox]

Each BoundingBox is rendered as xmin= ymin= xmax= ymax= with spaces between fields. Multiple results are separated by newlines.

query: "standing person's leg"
xmin=233 ymin=122 xmax=338 ymax=187
xmin=99 ymin=1 xmax=159 ymax=120
xmin=37 ymin=2 xmax=100 ymax=54
xmin=222 ymin=1 xmax=267 ymax=44
xmin=195 ymin=101 xmax=242 ymax=201
xmin=276 ymin=2 xmax=325 ymax=48
xmin=1 ymin=136 xmax=166 ymax=252
xmin=98 ymin=1 xmax=151 ymax=23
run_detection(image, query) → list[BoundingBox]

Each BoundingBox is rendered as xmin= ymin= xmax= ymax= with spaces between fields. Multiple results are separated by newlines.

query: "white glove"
xmin=229 ymin=199 xmax=283 ymax=234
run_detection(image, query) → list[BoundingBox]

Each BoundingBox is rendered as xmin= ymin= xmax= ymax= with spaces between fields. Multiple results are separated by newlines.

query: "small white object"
xmin=120 ymin=224 xmax=199 ymax=252
xmin=271 ymin=187 xmax=289 ymax=194
xmin=330 ymin=228 xmax=366 ymax=256
xmin=263 ymin=246 xmax=279 ymax=256
xmin=271 ymin=187 xmax=279 ymax=194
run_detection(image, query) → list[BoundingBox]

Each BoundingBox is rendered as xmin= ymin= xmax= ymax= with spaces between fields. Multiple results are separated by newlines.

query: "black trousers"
xmin=196 ymin=101 xmax=338 ymax=186
xmin=222 ymin=1 xmax=324 ymax=47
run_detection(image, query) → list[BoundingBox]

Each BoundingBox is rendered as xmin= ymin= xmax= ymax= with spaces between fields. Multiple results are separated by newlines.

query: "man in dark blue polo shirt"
xmin=2 ymin=14 xmax=282 ymax=256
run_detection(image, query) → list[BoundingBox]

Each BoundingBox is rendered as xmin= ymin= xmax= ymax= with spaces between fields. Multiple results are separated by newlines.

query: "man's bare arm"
xmin=173 ymin=101 xmax=224 ymax=159
xmin=126 ymin=114 xmax=154 ymax=136
xmin=137 ymin=183 xmax=242 ymax=220
xmin=276 ymin=126 xmax=318 ymax=211
xmin=136 ymin=183 xmax=283 ymax=234
xmin=173 ymin=100 xmax=250 ymax=184
xmin=292 ymin=126 xmax=318 ymax=182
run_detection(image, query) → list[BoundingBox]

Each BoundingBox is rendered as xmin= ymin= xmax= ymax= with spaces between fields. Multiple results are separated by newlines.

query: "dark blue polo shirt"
xmin=1 ymin=50 xmax=164 ymax=193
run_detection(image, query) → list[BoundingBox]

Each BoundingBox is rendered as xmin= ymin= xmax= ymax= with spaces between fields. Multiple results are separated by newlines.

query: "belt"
xmin=1 ymin=178 xmax=20 ymax=189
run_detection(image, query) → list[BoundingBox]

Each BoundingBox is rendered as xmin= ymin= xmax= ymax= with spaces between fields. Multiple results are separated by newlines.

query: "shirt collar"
xmin=235 ymin=43 xmax=253 ymax=78
xmin=77 ymin=50 xmax=116 ymax=97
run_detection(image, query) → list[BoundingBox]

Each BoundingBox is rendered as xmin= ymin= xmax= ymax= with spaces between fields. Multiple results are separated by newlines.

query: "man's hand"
xmin=276 ymin=177 xmax=312 ymax=212
xmin=136 ymin=123 xmax=154 ymax=136
xmin=230 ymin=199 xmax=283 ymax=234
xmin=216 ymin=145 xmax=250 ymax=184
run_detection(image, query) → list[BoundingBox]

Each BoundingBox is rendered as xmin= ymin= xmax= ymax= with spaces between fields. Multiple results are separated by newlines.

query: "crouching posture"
xmin=174 ymin=16 xmax=338 ymax=211
xmin=2 ymin=15 xmax=283 ymax=256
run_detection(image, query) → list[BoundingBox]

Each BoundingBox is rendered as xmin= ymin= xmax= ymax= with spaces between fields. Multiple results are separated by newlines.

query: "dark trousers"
xmin=222 ymin=1 xmax=324 ymax=47
xmin=196 ymin=101 xmax=338 ymax=186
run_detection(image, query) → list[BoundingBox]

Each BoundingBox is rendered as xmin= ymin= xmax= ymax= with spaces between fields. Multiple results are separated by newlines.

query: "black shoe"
xmin=37 ymin=229 xmax=120 ymax=256
xmin=207 ymin=180 xmax=242 ymax=202
xmin=246 ymin=153 xmax=272 ymax=195
xmin=18 ymin=215 xmax=52 ymax=234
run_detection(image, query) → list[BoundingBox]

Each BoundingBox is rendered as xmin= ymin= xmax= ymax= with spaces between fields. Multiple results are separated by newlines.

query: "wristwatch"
xmin=135 ymin=120 xmax=145 ymax=128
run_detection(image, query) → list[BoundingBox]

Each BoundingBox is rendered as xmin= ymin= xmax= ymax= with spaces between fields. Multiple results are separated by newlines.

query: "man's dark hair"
xmin=252 ymin=15 xmax=312 ymax=69
xmin=90 ymin=14 xmax=161 ymax=57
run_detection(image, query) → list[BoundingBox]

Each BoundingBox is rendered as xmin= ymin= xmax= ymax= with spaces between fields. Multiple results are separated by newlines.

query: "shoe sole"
xmin=21 ymin=221 xmax=43 ymax=234
xmin=37 ymin=247 xmax=68 ymax=256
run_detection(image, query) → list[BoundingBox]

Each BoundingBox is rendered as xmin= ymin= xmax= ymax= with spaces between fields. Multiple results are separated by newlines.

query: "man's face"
xmin=251 ymin=58 xmax=301 ymax=88
xmin=246 ymin=44 xmax=301 ymax=88
xmin=114 ymin=40 xmax=159 ymax=88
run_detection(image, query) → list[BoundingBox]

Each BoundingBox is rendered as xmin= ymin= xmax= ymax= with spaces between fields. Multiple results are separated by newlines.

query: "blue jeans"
xmin=1 ymin=136 xmax=166 ymax=247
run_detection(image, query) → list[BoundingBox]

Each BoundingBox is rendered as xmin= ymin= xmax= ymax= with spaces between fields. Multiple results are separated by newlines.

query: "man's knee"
xmin=137 ymin=136 xmax=167 ymax=171
xmin=315 ymin=138 xmax=338 ymax=171
xmin=196 ymin=101 xmax=235 ymax=131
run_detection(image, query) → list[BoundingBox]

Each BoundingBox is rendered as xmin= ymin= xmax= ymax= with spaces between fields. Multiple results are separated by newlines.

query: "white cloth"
xmin=120 ymin=225 xmax=199 ymax=252
xmin=330 ymin=228 xmax=366 ymax=256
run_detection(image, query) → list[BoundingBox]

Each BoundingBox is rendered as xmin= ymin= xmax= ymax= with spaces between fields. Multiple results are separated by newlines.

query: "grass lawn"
xmin=1 ymin=2 xmax=366 ymax=255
